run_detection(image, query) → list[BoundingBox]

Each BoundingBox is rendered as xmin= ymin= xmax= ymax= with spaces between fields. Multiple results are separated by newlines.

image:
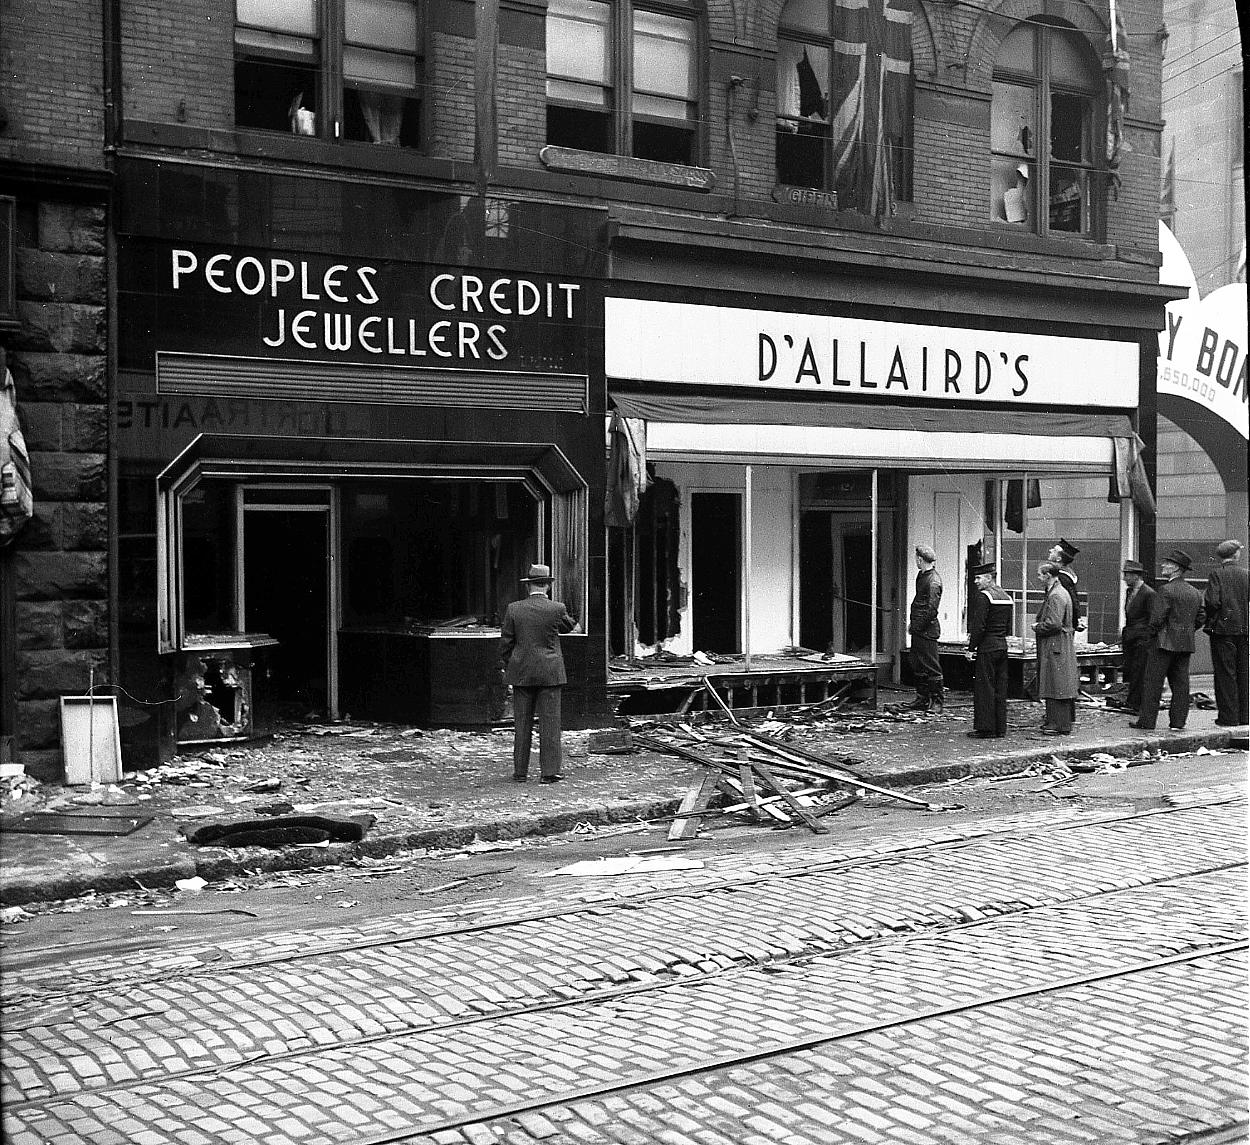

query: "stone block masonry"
xmin=4 ymin=196 xmax=110 ymax=782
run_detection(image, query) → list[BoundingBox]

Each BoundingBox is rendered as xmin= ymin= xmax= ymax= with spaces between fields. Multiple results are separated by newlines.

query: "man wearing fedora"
xmin=1118 ymin=559 xmax=1156 ymax=714
xmin=499 ymin=563 xmax=581 ymax=782
xmin=1130 ymin=549 xmax=1206 ymax=732
xmin=1203 ymin=539 xmax=1248 ymax=726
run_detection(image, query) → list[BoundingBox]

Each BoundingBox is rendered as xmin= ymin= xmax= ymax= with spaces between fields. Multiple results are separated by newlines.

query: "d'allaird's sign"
xmin=119 ymin=241 xmax=588 ymax=374
xmin=605 ymin=298 xmax=1139 ymax=408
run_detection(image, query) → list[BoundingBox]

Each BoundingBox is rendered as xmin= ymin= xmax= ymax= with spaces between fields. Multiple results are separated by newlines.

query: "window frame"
xmin=774 ymin=0 xmax=914 ymax=205
xmin=545 ymin=0 xmax=704 ymax=165
xmin=234 ymin=0 xmax=426 ymax=148
xmin=990 ymin=18 xmax=1103 ymax=239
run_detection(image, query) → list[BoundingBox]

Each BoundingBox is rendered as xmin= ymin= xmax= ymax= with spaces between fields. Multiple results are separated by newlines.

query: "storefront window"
xmin=181 ymin=482 xmax=237 ymax=633
xmin=341 ymin=479 xmax=539 ymax=629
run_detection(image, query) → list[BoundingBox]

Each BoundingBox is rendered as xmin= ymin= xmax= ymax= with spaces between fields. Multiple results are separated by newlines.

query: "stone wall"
xmin=4 ymin=196 xmax=110 ymax=782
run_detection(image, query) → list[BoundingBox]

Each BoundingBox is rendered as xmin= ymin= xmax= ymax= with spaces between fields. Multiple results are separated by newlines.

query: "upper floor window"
xmin=235 ymin=0 xmax=423 ymax=148
xmin=990 ymin=20 xmax=1100 ymax=235
xmin=546 ymin=0 xmax=700 ymax=165
xmin=775 ymin=0 xmax=914 ymax=212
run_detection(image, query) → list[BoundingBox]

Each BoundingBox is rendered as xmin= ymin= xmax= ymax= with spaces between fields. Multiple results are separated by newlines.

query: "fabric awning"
xmin=609 ymin=391 xmax=1133 ymax=439
xmin=608 ymin=391 xmax=1153 ymax=513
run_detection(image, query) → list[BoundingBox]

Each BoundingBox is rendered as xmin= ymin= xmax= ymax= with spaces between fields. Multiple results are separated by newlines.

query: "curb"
xmin=1 ymin=729 xmax=1241 ymax=907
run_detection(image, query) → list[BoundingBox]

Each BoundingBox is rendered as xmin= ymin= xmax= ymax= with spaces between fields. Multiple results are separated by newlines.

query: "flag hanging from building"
xmin=829 ymin=0 xmax=913 ymax=216
xmin=1102 ymin=4 xmax=1131 ymax=199
xmin=0 ymin=367 xmax=33 ymax=544
xmin=1160 ymin=139 xmax=1176 ymax=226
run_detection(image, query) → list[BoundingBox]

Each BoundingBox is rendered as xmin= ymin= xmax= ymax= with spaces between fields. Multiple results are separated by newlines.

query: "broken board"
xmin=2 ymin=812 xmax=153 ymax=836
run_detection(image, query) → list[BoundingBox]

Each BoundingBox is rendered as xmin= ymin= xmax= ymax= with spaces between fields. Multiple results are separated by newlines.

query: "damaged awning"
xmin=608 ymin=392 xmax=1132 ymax=474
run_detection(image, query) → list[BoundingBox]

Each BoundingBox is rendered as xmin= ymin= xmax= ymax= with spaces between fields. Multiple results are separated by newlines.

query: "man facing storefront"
xmin=964 ymin=562 xmax=1013 ymax=738
xmin=1118 ymin=559 xmax=1156 ymax=714
xmin=1130 ymin=549 xmax=1205 ymax=732
xmin=1204 ymin=539 xmax=1248 ymax=727
xmin=905 ymin=544 xmax=944 ymax=715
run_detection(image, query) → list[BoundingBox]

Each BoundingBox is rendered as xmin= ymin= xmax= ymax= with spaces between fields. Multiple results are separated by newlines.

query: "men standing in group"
xmin=1034 ymin=562 xmax=1079 ymax=735
xmin=498 ymin=563 xmax=580 ymax=783
xmin=905 ymin=544 xmax=944 ymax=715
xmin=1203 ymin=539 xmax=1248 ymax=727
xmin=1130 ymin=549 xmax=1205 ymax=732
xmin=964 ymin=561 xmax=1013 ymax=738
xmin=1118 ymin=559 xmax=1156 ymax=714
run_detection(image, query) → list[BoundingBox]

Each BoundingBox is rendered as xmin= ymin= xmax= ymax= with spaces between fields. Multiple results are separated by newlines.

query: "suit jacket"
xmin=908 ymin=568 xmax=942 ymax=640
xmin=499 ymin=593 xmax=577 ymax=686
xmin=1034 ymin=583 xmax=1079 ymax=699
xmin=1149 ymin=575 xmax=1205 ymax=653
xmin=1121 ymin=580 xmax=1156 ymax=643
xmin=1204 ymin=561 xmax=1249 ymax=636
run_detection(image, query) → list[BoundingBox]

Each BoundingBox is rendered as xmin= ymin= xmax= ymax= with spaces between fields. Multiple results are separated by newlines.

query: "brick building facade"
xmin=2 ymin=0 xmax=1179 ymax=775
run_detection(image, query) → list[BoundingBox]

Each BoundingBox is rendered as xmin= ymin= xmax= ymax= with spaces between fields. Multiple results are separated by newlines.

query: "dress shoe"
xmin=901 ymin=698 xmax=930 ymax=711
xmin=511 ymin=774 xmax=528 ymax=782
xmin=1167 ymin=725 xmax=1185 ymax=732
xmin=965 ymin=730 xmax=993 ymax=739
xmin=539 ymin=774 xmax=564 ymax=784
xmin=1127 ymin=721 xmax=1154 ymax=730
xmin=1040 ymin=728 xmax=1063 ymax=736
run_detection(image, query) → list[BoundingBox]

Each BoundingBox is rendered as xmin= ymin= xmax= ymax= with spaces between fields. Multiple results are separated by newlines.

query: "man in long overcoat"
xmin=964 ymin=561 xmax=1013 ymax=738
xmin=905 ymin=544 xmax=944 ymax=714
xmin=499 ymin=563 xmax=580 ymax=782
xmin=1119 ymin=559 xmax=1156 ymax=714
xmin=1203 ymin=539 xmax=1248 ymax=726
xmin=1131 ymin=548 xmax=1206 ymax=732
xmin=1034 ymin=561 xmax=1079 ymax=735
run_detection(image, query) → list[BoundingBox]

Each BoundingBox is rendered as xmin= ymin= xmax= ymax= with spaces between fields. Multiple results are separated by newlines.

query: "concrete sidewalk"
xmin=1 ymin=691 xmax=1244 ymax=906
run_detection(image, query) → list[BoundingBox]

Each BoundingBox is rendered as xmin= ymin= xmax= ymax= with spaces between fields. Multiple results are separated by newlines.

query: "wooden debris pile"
xmin=638 ymin=682 xmax=960 ymax=840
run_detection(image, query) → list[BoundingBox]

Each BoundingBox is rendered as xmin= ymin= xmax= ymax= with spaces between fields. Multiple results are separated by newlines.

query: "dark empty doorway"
xmin=691 ymin=491 xmax=741 ymax=654
xmin=244 ymin=508 xmax=329 ymax=715
xmin=842 ymin=529 xmax=873 ymax=652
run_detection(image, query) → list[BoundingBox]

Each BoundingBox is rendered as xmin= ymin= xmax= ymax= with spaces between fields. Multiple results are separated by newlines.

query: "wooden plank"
xmin=749 ymin=760 xmax=829 ymax=834
xmin=716 ymin=773 xmax=792 ymax=823
xmin=737 ymin=756 xmax=760 ymax=822
xmin=667 ymin=771 xmax=722 ymax=840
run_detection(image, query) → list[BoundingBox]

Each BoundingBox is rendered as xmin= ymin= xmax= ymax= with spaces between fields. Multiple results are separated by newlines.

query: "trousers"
xmin=1043 ymin=698 xmax=1073 ymax=734
xmin=973 ymin=648 xmax=1008 ymax=736
xmin=1209 ymin=634 xmax=1249 ymax=725
xmin=910 ymin=636 xmax=944 ymax=704
xmin=1137 ymin=649 xmax=1191 ymax=729
xmin=1121 ymin=631 xmax=1152 ymax=713
xmin=512 ymin=685 xmax=564 ymax=778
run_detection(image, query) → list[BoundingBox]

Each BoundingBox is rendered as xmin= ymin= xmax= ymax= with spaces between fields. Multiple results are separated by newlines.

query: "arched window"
xmin=775 ymin=0 xmax=914 ymax=211
xmin=990 ymin=19 xmax=1101 ymax=235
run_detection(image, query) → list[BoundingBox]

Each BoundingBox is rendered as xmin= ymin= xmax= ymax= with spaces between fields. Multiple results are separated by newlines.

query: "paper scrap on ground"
xmin=549 ymin=854 xmax=705 ymax=877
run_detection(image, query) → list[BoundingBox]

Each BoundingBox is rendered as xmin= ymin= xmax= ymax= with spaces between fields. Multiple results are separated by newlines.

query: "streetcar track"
xmin=2 ymin=792 xmax=1242 ymax=1001
xmin=372 ymin=941 xmax=1249 ymax=1144
xmin=2 ymin=864 xmax=1243 ymax=1114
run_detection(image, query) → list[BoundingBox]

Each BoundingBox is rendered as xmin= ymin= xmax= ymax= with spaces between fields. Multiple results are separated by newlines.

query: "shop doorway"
xmin=799 ymin=511 xmax=895 ymax=656
xmin=691 ymin=491 xmax=741 ymax=654
xmin=243 ymin=496 xmax=332 ymax=717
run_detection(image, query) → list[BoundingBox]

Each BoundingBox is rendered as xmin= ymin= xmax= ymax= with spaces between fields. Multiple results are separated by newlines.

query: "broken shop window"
xmin=175 ymin=654 xmax=252 ymax=743
xmin=610 ymin=475 xmax=681 ymax=655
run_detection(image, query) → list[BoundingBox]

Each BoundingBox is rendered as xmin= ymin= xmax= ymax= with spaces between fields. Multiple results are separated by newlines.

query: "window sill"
xmin=122 ymin=120 xmax=463 ymax=182
xmin=539 ymin=146 xmax=715 ymax=192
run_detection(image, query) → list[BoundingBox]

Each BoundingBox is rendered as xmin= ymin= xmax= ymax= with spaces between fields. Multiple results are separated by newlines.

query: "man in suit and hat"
xmin=1203 ymin=539 xmax=1248 ymax=726
xmin=1130 ymin=549 xmax=1205 ymax=731
xmin=964 ymin=561 xmax=1014 ymax=738
xmin=904 ymin=544 xmax=944 ymax=714
xmin=499 ymin=563 xmax=580 ymax=782
xmin=1118 ymin=559 xmax=1156 ymax=714
xmin=1033 ymin=562 xmax=1079 ymax=735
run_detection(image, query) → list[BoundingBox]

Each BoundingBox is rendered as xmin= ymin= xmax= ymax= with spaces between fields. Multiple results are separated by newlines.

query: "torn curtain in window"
xmin=605 ymin=411 xmax=648 ymax=527
xmin=1108 ymin=432 xmax=1156 ymax=521
xmin=1004 ymin=478 xmax=1042 ymax=533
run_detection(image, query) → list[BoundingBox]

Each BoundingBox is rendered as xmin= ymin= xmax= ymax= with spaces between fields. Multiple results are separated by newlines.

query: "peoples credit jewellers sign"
xmin=605 ymin=299 xmax=1138 ymax=408
xmin=122 ymin=243 xmax=586 ymax=373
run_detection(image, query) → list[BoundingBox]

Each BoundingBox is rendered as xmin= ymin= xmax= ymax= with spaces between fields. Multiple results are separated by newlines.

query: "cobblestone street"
xmin=2 ymin=768 xmax=1246 ymax=1145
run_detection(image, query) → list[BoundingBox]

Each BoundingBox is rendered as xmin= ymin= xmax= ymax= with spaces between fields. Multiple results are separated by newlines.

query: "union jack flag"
xmin=829 ymin=0 xmax=913 ymax=215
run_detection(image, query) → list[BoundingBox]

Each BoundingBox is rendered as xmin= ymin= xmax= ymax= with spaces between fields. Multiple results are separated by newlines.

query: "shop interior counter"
xmin=934 ymin=639 xmax=1123 ymax=697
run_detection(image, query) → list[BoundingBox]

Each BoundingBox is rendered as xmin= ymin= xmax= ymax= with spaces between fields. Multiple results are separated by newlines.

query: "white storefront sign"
xmin=1157 ymin=223 xmax=1248 ymax=440
xmin=606 ymin=298 xmax=1138 ymax=408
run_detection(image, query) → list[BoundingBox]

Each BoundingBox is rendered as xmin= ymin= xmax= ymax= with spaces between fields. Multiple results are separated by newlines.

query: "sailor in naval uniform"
xmin=964 ymin=561 xmax=1014 ymax=738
